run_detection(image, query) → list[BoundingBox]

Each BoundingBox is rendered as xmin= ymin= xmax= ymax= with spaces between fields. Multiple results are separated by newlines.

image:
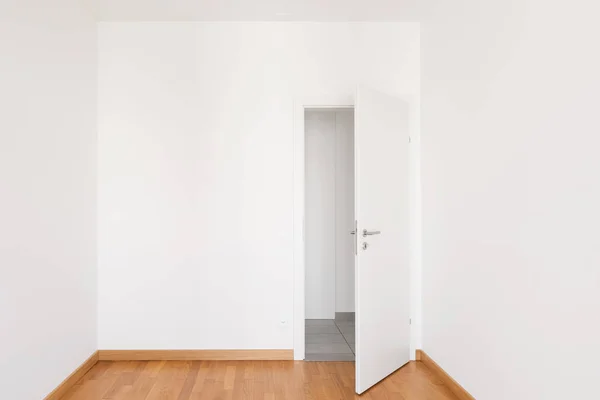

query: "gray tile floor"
xmin=305 ymin=314 xmax=355 ymax=361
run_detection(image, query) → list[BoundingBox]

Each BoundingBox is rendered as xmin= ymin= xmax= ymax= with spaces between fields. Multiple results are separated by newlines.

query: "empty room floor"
xmin=305 ymin=318 xmax=355 ymax=361
xmin=59 ymin=360 xmax=460 ymax=400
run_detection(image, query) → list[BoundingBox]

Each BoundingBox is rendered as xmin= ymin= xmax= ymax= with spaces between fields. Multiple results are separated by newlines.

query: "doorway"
xmin=304 ymin=108 xmax=355 ymax=361
xmin=293 ymin=87 xmax=411 ymax=394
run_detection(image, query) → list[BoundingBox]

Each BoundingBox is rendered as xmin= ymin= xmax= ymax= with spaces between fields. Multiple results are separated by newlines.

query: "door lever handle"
xmin=362 ymin=229 xmax=381 ymax=237
xmin=350 ymin=230 xmax=356 ymax=235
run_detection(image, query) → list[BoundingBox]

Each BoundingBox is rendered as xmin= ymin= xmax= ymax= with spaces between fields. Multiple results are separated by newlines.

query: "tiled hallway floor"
xmin=305 ymin=315 xmax=355 ymax=361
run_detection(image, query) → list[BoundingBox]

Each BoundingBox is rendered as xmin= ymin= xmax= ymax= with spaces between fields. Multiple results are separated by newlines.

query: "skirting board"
xmin=334 ymin=312 xmax=355 ymax=322
xmin=416 ymin=350 xmax=475 ymax=400
xmin=99 ymin=349 xmax=294 ymax=361
xmin=44 ymin=351 xmax=99 ymax=400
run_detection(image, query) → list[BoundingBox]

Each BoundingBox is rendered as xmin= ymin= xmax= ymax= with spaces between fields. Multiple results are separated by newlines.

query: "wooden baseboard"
xmin=98 ymin=349 xmax=294 ymax=361
xmin=416 ymin=350 xmax=475 ymax=400
xmin=44 ymin=351 xmax=99 ymax=400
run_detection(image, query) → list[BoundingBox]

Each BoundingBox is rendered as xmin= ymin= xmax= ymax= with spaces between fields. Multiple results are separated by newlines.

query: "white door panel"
xmin=355 ymin=86 xmax=410 ymax=393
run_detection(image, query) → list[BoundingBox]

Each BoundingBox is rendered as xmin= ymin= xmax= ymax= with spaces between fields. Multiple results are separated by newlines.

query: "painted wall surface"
xmin=305 ymin=110 xmax=336 ymax=319
xmin=0 ymin=1 xmax=97 ymax=399
xmin=305 ymin=109 xmax=354 ymax=319
xmin=98 ymin=22 xmax=419 ymax=350
xmin=421 ymin=0 xmax=600 ymax=398
xmin=334 ymin=110 xmax=355 ymax=313
xmin=304 ymin=111 xmax=336 ymax=319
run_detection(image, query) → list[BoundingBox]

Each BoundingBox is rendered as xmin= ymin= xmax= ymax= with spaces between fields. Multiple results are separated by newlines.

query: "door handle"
xmin=362 ymin=229 xmax=381 ymax=237
xmin=350 ymin=230 xmax=356 ymax=235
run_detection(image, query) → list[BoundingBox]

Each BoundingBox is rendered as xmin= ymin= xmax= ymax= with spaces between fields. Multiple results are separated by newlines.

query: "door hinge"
xmin=409 ymin=136 xmax=412 ymax=143
xmin=409 ymin=318 xmax=412 ymax=325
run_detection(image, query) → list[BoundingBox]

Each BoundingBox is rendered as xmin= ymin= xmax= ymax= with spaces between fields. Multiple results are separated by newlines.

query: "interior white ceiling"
xmin=83 ymin=0 xmax=421 ymax=21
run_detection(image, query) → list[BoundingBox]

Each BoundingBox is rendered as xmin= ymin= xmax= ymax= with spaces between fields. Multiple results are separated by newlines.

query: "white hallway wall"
xmin=98 ymin=22 xmax=420 ymax=350
xmin=305 ymin=110 xmax=336 ymax=319
xmin=421 ymin=0 xmax=600 ymax=398
xmin=304 ymin=109 xmax=354 ymax=319
xmin=0 ymin=1 xmax=97 ymax=399
xmin=334 ymin=110 xmax=355 ymax=313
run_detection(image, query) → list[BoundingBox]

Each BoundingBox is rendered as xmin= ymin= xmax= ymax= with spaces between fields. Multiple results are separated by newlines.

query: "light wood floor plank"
xmin=60 ymin=360 xmax=460 ymax=400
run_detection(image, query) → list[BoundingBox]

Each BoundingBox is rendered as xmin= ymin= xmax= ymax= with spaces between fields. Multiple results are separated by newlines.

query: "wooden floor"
xmin=61 ymin=360 xmax=459 ymax=400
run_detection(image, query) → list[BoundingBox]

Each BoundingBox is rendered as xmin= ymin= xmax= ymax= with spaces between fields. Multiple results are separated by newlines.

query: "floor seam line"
xmin=334 ymin=320 xmax=355 ymax=356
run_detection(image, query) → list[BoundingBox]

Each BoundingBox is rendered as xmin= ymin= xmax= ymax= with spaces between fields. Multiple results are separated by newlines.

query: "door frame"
xmin=293 ymin=92 xmax=420 ymax=363
xmin=293 ymin=96 xmax=354 ymax=360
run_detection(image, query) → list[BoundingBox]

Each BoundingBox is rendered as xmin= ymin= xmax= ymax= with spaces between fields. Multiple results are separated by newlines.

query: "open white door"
xmin=354 ymin=86 xmax=410 ymax=394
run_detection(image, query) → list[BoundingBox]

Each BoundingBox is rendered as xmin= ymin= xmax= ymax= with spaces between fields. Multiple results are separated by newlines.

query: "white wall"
xmin=305 ymin=109 xmax=354 ymax=319
xmin=98 ymin=22 xmax=419 ymax=350
xmin=0 ymin=1 xmax=97 ymax=399
xmin=421 ymin=0 xmax=600 ymax=398
xmin=305 ymin=110 xmax=336 ymax=319
xmin=334 ymin=110 xmax=355 ymax=313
